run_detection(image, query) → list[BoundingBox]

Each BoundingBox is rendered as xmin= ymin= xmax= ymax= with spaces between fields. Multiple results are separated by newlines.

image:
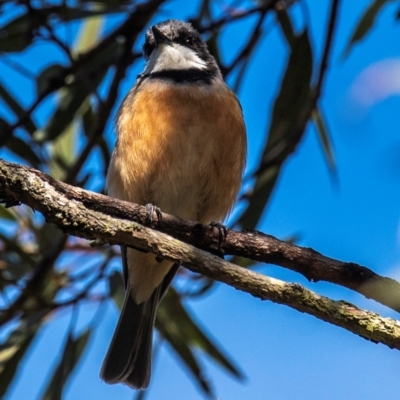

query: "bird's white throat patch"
xmin=143 ymin=43 xmax=207 ymax=74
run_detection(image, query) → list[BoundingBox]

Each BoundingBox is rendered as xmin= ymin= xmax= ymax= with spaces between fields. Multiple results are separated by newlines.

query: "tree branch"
xmin=1 ymin=158 xmax=400 ymax=348
xmin=2 ymin=159 xmax=398 ymax=311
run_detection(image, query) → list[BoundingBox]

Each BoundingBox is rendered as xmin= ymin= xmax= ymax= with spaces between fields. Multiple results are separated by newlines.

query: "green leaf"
xmin=36 ymin=65 xmax=66 ymax=97
xmin=276 ymin=9 xmax=296 ymax=48
xmin=5 ymin=136 xmax=42 ymax=168
xmin=0 ymin=205 xmax=16 ymax=221
xmin=48 ymin=120 xmax=76 ymax=180
xmin=73 ymin=13 xmax=103 ymax=55
xmin=0 ymin=82 xmax=37 ymax=135
xmin=0 ymin=336 xmax=34 ymax=395
xmin=230 ymin=256 xmax=257 ymax=269
xmin=156 ymin=289 xmax=243 ymax=395
xmin=39 ymin=85 xmax=88 ymax=143
xmin=239 ymin=30 xmax=313 ymax=229
xmin=312 ymin=108 xmax=337 ymax=174
xmin=156 ymin=293 xmax=211 ymax=394
xmin=81 ymin=99 xmax=95 ymax=137
xmin=0 ymin=14 xmax=34 ymax=52
xmin=41 ymin=328 xmax=92 ymax=400
xmin=0 ymin=312 xmax=45 ymax=397
xmin=344 ymin=0 xmax=395 ymax=56
xmin=38 ymin=39 xmax=118 ymax=143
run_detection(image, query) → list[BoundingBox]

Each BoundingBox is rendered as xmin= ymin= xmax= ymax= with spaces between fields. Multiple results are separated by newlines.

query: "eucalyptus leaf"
xmin=0 ymin=312 xmax=46 ymax=397
xmin=40 ymin=85 xmax=91 ymax=143
xmin=312 ymin=108 xmax=336 ymax=174
xmin=156 ymin=297 xmax=212 ymax=395
xmin=81 ymin=99 xmax=95 ymax=137
xmin=0 ymin=205 xmax=16 ymax=221
xmin=40 ymin=40 xmax=118 ymax=143
xmin=156 ymin=289 xmax=243 ymax=395
xmin=239 ymin=30 xmax=313 ymax=229
xmin=276 ymin=9 xmax=296 ymax=47
xmin=73 ymin=12 xmax=103 ymax=55
xmin=36 ymin=65 xmax=66 ymax=97
xmin=5 ymin=136 xmax=42 ymax=168
xmin=344 ymin=0 xmax=395 ymax=56
xmin=49 ymin=121 xmax=76 ymax=180
xmin=41 ymin=329 xmax=92 ymax=400
xmin=0 ymin=14 xmax=34 ymax=52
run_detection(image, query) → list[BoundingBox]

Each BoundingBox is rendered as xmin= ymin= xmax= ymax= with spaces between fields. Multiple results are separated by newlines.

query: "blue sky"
xmin=2 ymin=1 xmax=400 ymax=399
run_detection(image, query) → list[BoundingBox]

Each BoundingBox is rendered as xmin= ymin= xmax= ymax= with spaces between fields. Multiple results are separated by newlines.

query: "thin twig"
xmin=223 ymin=8 xmax=267 ymax=76
xmin=0 ymin=235 xmax=67 ymax=325
xmin=52 ymin=256 xmax=111 ymax=309
xmin=0 ymin=0 xmax=166 ymax=147
xmin=0 ymin=53 xmax=36 ymax=80
xmin=196 ymin=0 xmax=282 ymax=33
xmin=314 ymin=0 xmax=341 ymax=99
xmin=42 ymin=23 xmax=74 ymax=63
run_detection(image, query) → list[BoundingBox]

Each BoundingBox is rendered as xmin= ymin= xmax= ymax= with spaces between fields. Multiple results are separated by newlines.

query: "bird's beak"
xmin=152 ymin=26 xmax=172 ymax=46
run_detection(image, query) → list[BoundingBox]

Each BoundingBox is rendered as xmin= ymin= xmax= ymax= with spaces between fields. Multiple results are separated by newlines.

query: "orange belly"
xmin=107 ymin=78 xmax=246 ymax=302
xmin=108 ymin=78 xmax=246 ymax=223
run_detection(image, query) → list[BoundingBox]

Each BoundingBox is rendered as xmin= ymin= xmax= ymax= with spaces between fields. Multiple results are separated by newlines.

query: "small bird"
xmin=101 ymin=19 xmax=247 ymax=389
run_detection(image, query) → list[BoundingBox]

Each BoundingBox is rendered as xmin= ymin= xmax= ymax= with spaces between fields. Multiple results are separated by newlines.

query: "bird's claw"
xmin=145 ymin=203 xmax=162 ymax=226
xmin=210 ymin=221 xmax=227 ymax=247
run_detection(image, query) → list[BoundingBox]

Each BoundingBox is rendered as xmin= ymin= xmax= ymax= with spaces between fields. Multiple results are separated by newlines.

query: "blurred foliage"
xmin=0 ymin=0 xmax=393 ymax=398
xmin=344 ymin=0 xmax=396 ymax=56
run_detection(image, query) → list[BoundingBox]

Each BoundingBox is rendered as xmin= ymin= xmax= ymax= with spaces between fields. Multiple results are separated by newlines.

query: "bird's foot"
xmin=145 ymin=203 xmax=162 ymax=226
xmin=210 ymin=221 xmax=228 ymax=248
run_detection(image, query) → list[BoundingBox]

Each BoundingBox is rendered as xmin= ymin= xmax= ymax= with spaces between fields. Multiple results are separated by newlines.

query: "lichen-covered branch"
xmin=1 ymin=158 xmax=399 ymax=313
xmin=1 ymin=158 xmax=400 ymax=349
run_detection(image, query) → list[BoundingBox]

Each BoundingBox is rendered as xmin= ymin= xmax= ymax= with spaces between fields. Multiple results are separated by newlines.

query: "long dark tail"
xmin=101 ymin=247 xmax=178 ymax=389
xmin=101 ymin=285 xmax=159 ymax=389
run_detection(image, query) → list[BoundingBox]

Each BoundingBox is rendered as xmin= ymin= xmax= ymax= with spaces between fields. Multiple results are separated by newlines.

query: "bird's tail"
xmin=100 ymin=285 xmax=158 ymax=389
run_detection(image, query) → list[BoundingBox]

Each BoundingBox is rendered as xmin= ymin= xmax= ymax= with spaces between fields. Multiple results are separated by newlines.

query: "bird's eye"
xmin=185 ymin=36 xmax=195 ymax=46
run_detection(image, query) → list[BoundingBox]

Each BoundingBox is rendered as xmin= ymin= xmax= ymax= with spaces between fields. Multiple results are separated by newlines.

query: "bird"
xmin=101 ymin=19 xmax=247 ymax=390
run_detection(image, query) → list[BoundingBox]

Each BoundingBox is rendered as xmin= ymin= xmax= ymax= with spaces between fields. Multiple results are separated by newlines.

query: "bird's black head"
xmin=141 ymin=20 xmax=221 ymax=84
